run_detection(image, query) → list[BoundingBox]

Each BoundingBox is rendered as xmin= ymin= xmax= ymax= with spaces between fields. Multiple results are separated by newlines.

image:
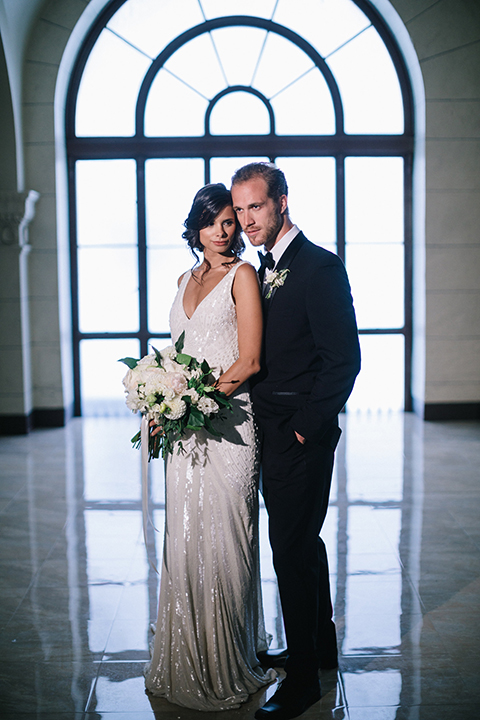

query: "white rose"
xmin=122 ymin=368 xmax=138 ymax=393
xmin=161 ymin=345 xmax=177 ymax=360
xmin=197 ymin=396 xmax=219 ymax=415
xmin=183 ymin=388 xmax=199 ymax=404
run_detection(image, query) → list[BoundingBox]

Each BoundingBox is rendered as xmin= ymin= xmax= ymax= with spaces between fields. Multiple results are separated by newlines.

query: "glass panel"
xmin=253 ymin=32 xmax=314 ymax=99
xmin=164 ymin=34 xmax=227 ymax=100
xmin=276 ymin=157 xmax=336 ymax=249
xmin=148 ymin=247 xmax=193 ymax=334
xmin=201 ymin=0 xmax=277 ymax=19
xmin=107 ymin=0 xmax=204 ymax=59
xmin=346 ymin=243 xmax=404 ymax=328
xmin=78 ymin=247 xmax=139 ymax=332
xmin=76 ymin=29 xmax=150 ymax=137
xmin=273 ymin=0 xmax=370 ymax=58
xmin=76 ymin=160 xmax=137 ymax=247
xmin=82 ymin=418 xmax=141 ymax=500
xmin=346 ymin=414 xmax=404 ymax=502
xmin=80 ymin=339 xmax=140 ymax=416
xmin=345 ymin=158 xmax=404 ymax=245
xmin=145 ymin=69 xmax=208 ymax=137
xmin=327 ymin=27 xmax=404 ymax=134
xmin=145 ymin=158 xmax=204 ymax=247
xmin=210 ymin=27 xmax=268 ymax=86
xmin=210 ymin=92 xmax=270 ymax=135
xmin=210 ymin=156 xmax=270 ymax=188
xmin=271 ymin=69 xmax=335 ymax=135
xmin=347 ymin=334 xmax=405 ymax=412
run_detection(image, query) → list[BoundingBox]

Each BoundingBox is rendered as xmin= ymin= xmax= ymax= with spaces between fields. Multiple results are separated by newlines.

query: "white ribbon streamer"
xmin=141 ymin=415 xmax=160 ymax=574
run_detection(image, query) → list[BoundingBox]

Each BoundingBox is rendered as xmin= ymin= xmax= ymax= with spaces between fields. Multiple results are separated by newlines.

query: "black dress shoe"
xmin=257 ymin=648 xmax=338 ymax=671
xmin=255 ymin=678 xmax=321 ymax=720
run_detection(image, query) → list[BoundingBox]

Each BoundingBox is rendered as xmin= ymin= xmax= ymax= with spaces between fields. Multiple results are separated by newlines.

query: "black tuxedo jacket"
xmin=251 ymin=231 xmax=361 ymax=446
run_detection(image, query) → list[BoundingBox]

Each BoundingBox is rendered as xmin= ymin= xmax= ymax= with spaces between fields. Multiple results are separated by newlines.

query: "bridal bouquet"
xmin=119 ymin=332 xmax=232 ymax=459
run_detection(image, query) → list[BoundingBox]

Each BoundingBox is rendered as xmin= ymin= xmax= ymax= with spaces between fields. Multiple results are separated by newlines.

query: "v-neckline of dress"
xmin=182 ymin=263 xmax=239 ymax=321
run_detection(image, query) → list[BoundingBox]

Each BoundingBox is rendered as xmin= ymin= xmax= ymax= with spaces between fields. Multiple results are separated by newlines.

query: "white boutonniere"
xmin=264 ymin=268 xmax=290 ymax=299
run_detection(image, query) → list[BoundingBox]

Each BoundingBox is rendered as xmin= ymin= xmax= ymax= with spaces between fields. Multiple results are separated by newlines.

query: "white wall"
xmin=1 ymin=0 xmax=479 ymax=428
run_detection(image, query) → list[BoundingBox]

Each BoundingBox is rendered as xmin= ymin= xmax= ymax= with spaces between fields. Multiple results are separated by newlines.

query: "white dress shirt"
xmin=269 ymin=224 xmax=300 ymax=267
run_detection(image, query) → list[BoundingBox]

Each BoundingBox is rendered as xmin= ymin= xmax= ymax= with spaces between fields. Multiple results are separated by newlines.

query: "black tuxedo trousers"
xmin=252 ymin=233 xmax=360 ymax=679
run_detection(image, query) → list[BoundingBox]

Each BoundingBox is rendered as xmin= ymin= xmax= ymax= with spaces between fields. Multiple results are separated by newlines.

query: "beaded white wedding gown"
xmin=144 ymin=261 xmax=274 ymax=710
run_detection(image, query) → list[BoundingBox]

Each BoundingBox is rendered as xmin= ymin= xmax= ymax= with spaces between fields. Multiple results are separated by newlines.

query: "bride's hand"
xmin=149 ymin=420 xmax=163 ymax=437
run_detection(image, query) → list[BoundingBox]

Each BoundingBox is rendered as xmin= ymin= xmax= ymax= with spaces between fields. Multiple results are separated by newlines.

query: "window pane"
xmin=80 ymin=338 xmax=140 ymax=416
xmin=145 ymin=158 xmax=204 ymax=247
xmin=347 ymin=334 xmax=405 ymax=412
xmin=276 ymin=157 xmax=336 ymax=249
xmin=76 ymin=29 xmax=150 ymax=137
xmin=346 ymin=244 xmax=404 ymax=329
xmin=164 ymin=34 xmax=226 ymax=100
xmin=253 ymin=32 xmax=314 ymax=99
xmin=345 ymin=158 xmax=404 ymax=245
xmin=78 ymin=246 xmax=139 ymax=333
xmin=327 ymin=27 xmax=404 ymax=134
xmin=272 ymin=69 xmax=335 ymax=135
xmin=210 ymin=92 xmax=270 ymax=135
xmin=76 ymin=160 xmax=137 ymax=247
xmin=210 ymin=156 xmax=270 ymax=188
xmin=273 ymin=0 xmax=370 ymax=58
xmin=201 ymin=0 xmax=277 ymax=19
xmin=148 ymin=247 xmax=192 ymax=334
xmin=210 ymin=27 xmax=268 ymax=86
xmin=145 ymin=70 xmax=208 ymax=137
xmin=107 ymin=0 xmax=204 ymax=59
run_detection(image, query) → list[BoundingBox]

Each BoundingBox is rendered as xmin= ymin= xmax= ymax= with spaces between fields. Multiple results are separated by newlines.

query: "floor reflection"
xmin=1 ymin=413 xmax=479 ymax=719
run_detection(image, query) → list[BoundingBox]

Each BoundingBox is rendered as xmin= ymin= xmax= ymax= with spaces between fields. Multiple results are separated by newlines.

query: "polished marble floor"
xmin=0 ymin=413 xmax=479 ymax=719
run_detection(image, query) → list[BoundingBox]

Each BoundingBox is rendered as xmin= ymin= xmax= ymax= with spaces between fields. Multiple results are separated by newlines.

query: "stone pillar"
xmin=0 ymin=190 xmax=40 ymax=433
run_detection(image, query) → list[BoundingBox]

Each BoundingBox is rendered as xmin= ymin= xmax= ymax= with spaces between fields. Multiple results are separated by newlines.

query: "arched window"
xmin=67 ymin=0 xmax=413 ymax=416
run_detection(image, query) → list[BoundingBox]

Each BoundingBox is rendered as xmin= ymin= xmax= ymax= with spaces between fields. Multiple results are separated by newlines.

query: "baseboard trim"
xmin=424 ymin=402 xmax=480 ymax=421
xmin=0 ymin=414 xmax=33 ymax=435
xmin=0 ymin=405 xmax=73 ymax=435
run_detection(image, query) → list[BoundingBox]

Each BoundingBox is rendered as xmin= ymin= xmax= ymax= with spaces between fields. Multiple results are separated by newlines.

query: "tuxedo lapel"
xmin=263 ymin=232 xmax=306 ymax=308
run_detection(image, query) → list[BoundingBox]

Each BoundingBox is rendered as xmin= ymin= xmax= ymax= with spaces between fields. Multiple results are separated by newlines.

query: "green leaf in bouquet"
xmin=214 ymin=392 xmax=232 ymax=410
xmin=119 ymin=357 xmax=139 ymax=369
xmin=151 ymin=346 xmax=163 ymax=368
xmin=201 ymin=359 xmax=210 ymax=374
xmin=186 ymin=406 xmax=205 ymax=429
xmin=176 ymin=353 xmax=192 ymax=366
xmin=175 ymin=330 xmax=185 ymax=354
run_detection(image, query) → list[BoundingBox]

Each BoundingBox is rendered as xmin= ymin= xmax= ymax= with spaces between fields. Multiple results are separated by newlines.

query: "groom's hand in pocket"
xmin=295 ymin=431 xmax=306 ymax=445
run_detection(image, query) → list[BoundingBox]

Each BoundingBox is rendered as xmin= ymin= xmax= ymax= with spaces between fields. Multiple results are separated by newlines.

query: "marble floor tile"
xmin=0 ymin=413 xmax=479 ymax=717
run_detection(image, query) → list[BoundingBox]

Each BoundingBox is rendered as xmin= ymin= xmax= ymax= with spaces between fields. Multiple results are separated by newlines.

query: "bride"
xmin=144 ymin=183 xmax=275 ymax=710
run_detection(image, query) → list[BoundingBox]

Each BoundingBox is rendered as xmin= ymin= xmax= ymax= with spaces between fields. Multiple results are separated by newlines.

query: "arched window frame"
xmin=66 ymin=0 xmax=414 ymax=417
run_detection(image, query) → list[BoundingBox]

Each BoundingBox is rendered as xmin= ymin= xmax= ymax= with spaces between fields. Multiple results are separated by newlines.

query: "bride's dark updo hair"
xmin=182 ymin=183 xmax=244 ymax=271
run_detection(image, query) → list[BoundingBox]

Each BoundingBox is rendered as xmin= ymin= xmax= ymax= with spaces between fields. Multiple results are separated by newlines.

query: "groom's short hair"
xmin=231 ymin=162 xmax=288 ymax=205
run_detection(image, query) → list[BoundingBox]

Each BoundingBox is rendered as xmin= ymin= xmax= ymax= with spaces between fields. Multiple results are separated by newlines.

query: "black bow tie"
xmin=257 ymin=251 xmax=275 ymax=281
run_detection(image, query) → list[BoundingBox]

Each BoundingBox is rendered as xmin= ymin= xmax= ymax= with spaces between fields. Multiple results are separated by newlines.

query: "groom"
xmin=231 ymin=163 xmax=360 ymax=720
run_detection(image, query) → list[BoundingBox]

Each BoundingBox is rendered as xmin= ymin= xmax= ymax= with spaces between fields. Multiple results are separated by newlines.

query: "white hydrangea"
xmin=197 ymin=396 xmax=219 ymax=415
xmin=164 ymin=398 xmax=187 ymax=420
